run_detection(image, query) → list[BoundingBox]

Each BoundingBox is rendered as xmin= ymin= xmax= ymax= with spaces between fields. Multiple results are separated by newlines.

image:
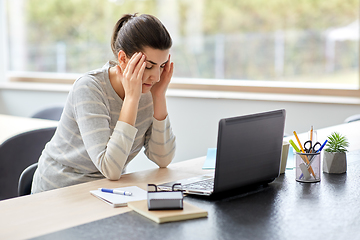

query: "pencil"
xmin=293 ymin=131 xmax=316 ymax=178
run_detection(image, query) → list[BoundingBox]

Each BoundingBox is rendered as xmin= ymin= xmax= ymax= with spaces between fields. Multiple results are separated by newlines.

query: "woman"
xmin=31 ymin=13 xmax=176 ymax=193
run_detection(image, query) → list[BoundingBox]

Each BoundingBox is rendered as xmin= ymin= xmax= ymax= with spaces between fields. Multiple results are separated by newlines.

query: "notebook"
xmin=158 ymin=109 xmax=286 ymax=196
xmin=90 ymin=186 xmax=147 ymax=207
xmin=128 ymin=200 xmax=208 ymax=223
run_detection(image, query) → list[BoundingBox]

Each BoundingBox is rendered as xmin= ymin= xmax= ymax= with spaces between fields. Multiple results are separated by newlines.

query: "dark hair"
xmin=111 ymin=13 xmax=172 ymax=60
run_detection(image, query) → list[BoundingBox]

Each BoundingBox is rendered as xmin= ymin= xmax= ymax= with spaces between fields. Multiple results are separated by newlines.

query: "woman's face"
xmin=136 ymin=47 xmax=170 ymax=93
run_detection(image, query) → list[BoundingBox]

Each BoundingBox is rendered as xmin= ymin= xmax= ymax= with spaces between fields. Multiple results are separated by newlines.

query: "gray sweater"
xmin=32 ymin=61 xmax=176 ymax=193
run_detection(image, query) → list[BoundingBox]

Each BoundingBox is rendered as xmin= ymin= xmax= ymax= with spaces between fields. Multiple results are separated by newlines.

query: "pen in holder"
xmin=295 ymin=152 xmax=321 ymax=183
xmin=147 ymin=183 xmax=183 ymax=210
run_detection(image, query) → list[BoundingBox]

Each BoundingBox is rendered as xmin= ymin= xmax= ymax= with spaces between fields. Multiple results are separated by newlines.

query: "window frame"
xmin=6 ymin=71 xmax=360 ymax=99
xmin=1 ymin=1 xmax=359 ymax=101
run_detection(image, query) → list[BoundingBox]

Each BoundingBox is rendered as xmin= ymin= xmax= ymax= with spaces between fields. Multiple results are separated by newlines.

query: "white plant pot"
xmin=323 ymin=152 xmax=347 ymax=174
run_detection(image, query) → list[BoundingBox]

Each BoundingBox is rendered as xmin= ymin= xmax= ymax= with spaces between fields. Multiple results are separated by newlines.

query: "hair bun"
xmin=111 ymin=14 xmax=136 ymax=57
xmin=122 ymin=13 xmax=137 ymax=25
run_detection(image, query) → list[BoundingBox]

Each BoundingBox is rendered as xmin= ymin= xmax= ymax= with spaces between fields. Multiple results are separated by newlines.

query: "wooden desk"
xmin=0 ymin=121 xmax=360 ymax=240
xmin=0 ymin=157 xmax=209 ymax=240
xmin=0 ymin=114 xmax=58 ymax=144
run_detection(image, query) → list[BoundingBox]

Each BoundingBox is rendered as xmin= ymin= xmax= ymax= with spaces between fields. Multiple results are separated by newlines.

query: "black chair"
xmin=0 ymin=127 xmax=56 ymax=200
xmin=18 ymin=163 xmax=38 ymax=196
xmin=31 ymin=106 xmax=64 ymax=121
xmin=344 ymin=114 xmax=360 ymax=123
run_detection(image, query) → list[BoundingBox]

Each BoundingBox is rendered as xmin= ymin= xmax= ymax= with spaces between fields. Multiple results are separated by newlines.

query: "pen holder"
xmin=295 ymin=152 xmax=320 ymax=183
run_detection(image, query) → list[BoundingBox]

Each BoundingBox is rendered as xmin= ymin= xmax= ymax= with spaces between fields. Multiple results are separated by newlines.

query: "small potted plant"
xmin=323 ymin=132 xmax=349 ymax=174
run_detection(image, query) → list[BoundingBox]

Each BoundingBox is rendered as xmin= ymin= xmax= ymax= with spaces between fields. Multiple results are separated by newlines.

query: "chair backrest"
xmin=0 ymin=127 xmax=56 ymax=200
xmin=344 ymin=114 xmax=360 ymax=123
xmin=31 ymin=106 xmax=64 ymax=121
xmin=18 ymin=162 xmax=38 ymax=196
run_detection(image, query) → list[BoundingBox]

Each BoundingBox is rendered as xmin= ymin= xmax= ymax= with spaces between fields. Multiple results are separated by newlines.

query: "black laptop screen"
xmin=214 ymin=109 xmax=286 ymax=193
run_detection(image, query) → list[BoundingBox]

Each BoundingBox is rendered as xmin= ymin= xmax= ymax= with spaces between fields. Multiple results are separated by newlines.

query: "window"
xmin=3 ymin=0 xmax=360 ymax=96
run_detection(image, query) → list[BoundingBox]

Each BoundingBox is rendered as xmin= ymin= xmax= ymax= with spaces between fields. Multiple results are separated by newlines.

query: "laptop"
xmin=158 ymin=109 xmax=286 ymax=196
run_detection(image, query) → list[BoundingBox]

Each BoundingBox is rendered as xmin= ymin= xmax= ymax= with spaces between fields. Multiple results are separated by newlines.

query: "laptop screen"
xmin=214 ymin=109 xmax=286 ymax=193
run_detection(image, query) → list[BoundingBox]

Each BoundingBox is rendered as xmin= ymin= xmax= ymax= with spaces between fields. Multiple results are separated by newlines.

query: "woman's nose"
xmin=150 ymin=68 xmax=161 ymax=82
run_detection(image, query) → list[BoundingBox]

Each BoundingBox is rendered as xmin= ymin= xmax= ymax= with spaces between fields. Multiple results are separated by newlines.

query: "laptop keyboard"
xmin=183 ymin=178 xmax=214 ymax=190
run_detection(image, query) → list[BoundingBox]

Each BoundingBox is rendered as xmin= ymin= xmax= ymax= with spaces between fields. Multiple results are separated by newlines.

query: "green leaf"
xmin=324 ymin=132 xmax=349 ymax=153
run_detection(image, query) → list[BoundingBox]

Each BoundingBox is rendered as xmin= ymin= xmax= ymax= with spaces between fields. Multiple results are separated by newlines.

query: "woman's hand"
xmin=121 ymin=52 xmax=146 ymax=102
xmin=151 ymin=54 xmax=174 ymax=121
xmin=117 ymin=52 xmax=146 ymax=126
xmin=150 ymin=54 xmax=174 ymax=99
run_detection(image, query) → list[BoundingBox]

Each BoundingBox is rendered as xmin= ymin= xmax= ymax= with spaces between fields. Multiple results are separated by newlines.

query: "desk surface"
xmin=0 ymin=114 xmax=58 ymax=144
xmin=0 ymin=157 xmax=209 ymax=240
xmin=34 ymin=152 xmax=360 ymax=240
xmin=0 ymin=120 xmax=360 ymax=240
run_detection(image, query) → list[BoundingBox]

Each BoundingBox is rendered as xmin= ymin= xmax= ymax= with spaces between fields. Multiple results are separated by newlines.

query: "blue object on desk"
xmin=286 ymin=146 xmax=295 ymax=169
xmin=99 ymin=188 xmax=132 ymax=196
xmin=202 ymin=148 xmax=217 ymax=169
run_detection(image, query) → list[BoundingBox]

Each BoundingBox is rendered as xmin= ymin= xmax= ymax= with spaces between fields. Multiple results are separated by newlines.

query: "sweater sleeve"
xmin=72 ymin=77 xmax=137 ymax=180
xmin=143 ymin=115 xmax=176 ymax=167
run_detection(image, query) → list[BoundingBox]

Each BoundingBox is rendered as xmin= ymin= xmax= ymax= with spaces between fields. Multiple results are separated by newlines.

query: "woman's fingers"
xmin=160 ymin=55 xmax=174 ymax=83
xmin=137 ymin=61 xmax=146 ymax=80
xmin=162 ymin=62 xmax=173 ymax=84
xmin=165 ymin=54 xmax=171 ymax=72
xmin=132 ymin=54 xmax=146 ymax=76
xmin=125 ymin=52 xmax=143 ymax=75
xmin=168 ymin=62 xmax=174 ymax=78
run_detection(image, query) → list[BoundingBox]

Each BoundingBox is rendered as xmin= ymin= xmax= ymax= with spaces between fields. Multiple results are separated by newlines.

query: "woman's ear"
xmin=118 ymin=50 xmax=128 ymax=70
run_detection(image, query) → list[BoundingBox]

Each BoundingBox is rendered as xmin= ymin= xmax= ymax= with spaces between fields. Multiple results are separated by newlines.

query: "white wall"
xmin=0 ymin=88 xmax=68 ymax=116
xmin=0 ymin=88 xmax=359 ymax=172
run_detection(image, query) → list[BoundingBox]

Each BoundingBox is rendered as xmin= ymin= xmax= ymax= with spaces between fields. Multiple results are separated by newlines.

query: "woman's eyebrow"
xmin=146 ymin=59 xmax=169 ymax=65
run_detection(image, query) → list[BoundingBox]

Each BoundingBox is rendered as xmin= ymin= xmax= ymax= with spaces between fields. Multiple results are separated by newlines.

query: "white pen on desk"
xmin=99 ymin=188 xmax=132 ymax=196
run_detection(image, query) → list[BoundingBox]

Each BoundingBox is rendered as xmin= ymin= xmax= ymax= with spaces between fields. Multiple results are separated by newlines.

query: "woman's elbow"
xmin=157 ymin=149 xmax=175 ymax=168
xmin=105 ymin=172 xmax=122 ymax=181
xmin=100 ymin=164 xmax=123 ymax=180
xmin=157 ymin=159 xmax=172 ymax=168
xmin=98 ymin=156 xmax=125 ymax=180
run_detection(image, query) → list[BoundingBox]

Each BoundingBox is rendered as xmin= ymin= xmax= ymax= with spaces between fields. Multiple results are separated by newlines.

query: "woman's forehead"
xmin=142 ymin=47 xmax=169 ymax=64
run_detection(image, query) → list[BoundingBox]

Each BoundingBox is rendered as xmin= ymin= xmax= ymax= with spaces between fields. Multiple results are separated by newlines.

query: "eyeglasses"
xmin=147 ymin=183 xmax=183 ymax=192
